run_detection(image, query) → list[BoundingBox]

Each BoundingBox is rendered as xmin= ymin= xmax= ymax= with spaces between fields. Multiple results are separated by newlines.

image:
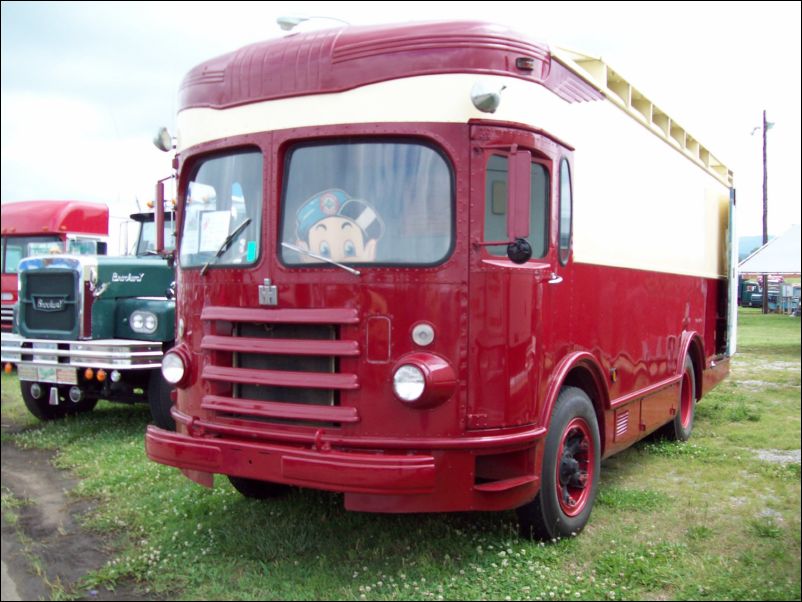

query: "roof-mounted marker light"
xmin=277 ymin=15 xmax=350 ymax=32
xmin=516 ymin=57 xmax=537 ymax=72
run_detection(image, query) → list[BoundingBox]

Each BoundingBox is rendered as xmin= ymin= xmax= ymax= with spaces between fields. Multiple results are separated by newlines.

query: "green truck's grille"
xmin=22 ymin=272 xmax=78 ymax=335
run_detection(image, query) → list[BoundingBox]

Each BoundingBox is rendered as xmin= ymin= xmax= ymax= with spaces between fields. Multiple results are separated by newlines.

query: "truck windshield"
xmin=180 ymin=151 xmax=263 ymax=268
xmin=2 ymin=235 xmax=61 ymax=273
xmin=137 ymin=216 xmax=176 ymax=255
xmin=280 ymin=140 xmax=453 ymax=267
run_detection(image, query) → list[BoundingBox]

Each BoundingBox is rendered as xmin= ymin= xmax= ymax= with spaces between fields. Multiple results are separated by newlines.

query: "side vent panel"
xmin=614 ymin=409 xmax=630 ymax=442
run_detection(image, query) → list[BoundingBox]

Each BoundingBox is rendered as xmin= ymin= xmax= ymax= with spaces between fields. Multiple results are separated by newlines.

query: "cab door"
xmin=467 ymin=125 xmax=567 ymax=430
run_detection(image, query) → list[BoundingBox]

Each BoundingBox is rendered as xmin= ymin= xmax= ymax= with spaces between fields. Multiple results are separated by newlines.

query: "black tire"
xmin=517 ymin=386 xmax=601 ymax=540
xmin=148 ymin=369 xmax=175 ymax=431
xmin=20 ymin=382 xmax=67 ymax=421
xmin=228 ymin=476 xmax=292 ymax=499
xmin=662 ymin=356 xmax=696 ymax=442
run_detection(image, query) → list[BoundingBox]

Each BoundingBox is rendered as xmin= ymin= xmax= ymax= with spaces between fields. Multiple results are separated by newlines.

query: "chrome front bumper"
xmin=6 ymin=337 xmax=163 ymax=383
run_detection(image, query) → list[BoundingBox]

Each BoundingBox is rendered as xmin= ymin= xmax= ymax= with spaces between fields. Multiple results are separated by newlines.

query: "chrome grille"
xmin=1 ymin=304 xmax=13 ymax=326
xmin=22 ymin=272 xmax=78 ymax=334
xmin=200 ymin=306 xmax=361 ymax=429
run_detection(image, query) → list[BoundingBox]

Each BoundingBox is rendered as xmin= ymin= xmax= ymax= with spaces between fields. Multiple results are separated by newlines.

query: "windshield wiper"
xmin=281 ymin=242 xmax=361 ymax=276
xmin=200 ymin=218 xmax=252 ymax=276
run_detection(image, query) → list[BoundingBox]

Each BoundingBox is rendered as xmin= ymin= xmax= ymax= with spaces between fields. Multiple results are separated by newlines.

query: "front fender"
xmin=538 ymin=351 xmax=609 ymax=434
xmin=678 ymin=330 xmax=704 ymax=401
xmin=114 ymin=298 xmax=175 ymax=342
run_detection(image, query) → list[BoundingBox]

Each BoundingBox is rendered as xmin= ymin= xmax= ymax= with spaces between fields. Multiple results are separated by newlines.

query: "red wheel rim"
xmin=556 ymin=417 xmax=594 ymax=517
xmin=680 ymin=369 xmax=693 ymax=429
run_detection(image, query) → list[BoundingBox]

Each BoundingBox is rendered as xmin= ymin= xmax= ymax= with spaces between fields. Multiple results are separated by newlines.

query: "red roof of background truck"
xmin=1 ymin=201 xmax=109 ymax=236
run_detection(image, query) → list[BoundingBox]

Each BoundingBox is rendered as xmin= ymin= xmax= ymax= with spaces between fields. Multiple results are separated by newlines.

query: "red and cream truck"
xmin=145 ymin=21 xmax=736 ymax=539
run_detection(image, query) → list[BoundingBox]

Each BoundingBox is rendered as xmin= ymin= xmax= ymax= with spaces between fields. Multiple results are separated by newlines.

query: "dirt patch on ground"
xmin=753 ymin=448 xmax=802 ymax=465
xmin=1 ymin=431 xmax=155 ymax=600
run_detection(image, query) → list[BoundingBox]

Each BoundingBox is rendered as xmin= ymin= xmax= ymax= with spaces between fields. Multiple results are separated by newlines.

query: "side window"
xmin=180 ymin=151 xmax=263 ymax=268
xmin=483 ymin=155 xmax=549 ymax=258
xmin=483 ymin=155 xmax=508 ymax=250
xmin=558 ymin=158 xmax=572 ymax=265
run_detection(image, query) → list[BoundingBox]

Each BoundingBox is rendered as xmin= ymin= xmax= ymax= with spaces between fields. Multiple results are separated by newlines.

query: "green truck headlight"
xmin=130 ymin=310 xmax=158 ymax=334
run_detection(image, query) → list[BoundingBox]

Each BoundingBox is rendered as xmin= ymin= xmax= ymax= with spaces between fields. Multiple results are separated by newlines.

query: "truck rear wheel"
xmin=517 ymin=386 xmax=600 ymax=540
xmin=148 ymin=369 xmax=176 ymax=431
xmin=20 ymin=382 xmax=67 ymax=421
xmin=228 ymin=476 xmax=292 ymax=499
xmin=662 ymin=355 xmax=696 ymax=441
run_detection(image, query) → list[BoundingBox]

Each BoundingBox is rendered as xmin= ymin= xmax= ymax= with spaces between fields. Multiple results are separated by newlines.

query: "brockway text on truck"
xmin=145 ymin=21 xmax=736 ymax=539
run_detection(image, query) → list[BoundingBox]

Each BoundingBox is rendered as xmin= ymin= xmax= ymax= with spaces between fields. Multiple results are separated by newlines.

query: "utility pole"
xmin=761 ymin=110 xmax=769 ymax=314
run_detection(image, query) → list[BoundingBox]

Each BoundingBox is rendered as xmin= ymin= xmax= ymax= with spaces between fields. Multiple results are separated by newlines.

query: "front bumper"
xmin=9 ymin=337 xmax=163 ymax=383
xmin=0 ymin=332 xmax=22 ymax=363
xmin=146 ymin=410 xmax=545 ymax=513
xmin=146 ymin=425 xmax=437 ymax=495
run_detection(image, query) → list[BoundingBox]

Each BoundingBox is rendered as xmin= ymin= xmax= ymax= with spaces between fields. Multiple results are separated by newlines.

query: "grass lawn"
xmin=2 ymin=308 xmax=800 ymax=600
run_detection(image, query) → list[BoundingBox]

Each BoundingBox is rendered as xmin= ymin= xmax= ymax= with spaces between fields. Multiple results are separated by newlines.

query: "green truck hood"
xmin=95 ymin=256 xmax=173 ymax=299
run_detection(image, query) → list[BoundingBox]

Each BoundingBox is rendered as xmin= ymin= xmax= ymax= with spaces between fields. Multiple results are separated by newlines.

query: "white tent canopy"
xmin=739 ymin=224 xmax=802 ymax=275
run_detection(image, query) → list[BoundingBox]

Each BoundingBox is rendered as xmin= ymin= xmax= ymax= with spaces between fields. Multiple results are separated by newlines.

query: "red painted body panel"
xmin=146 ymin=22 xmax=731 ymax=516
xmin=179 ymin=21 xmax=601 ymax=111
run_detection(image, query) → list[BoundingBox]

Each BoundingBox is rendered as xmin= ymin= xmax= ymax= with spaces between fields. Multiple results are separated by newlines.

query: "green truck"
xmin=9 ymin=211 xmax=176 ymax=429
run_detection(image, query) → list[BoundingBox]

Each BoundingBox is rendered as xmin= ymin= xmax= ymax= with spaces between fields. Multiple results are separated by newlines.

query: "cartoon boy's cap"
xmin=339 ymin=199 xmax=383 ymax=241
xmin=296 ymin=189 xmax=350 ymax=241
xmin=296 ymin=189 xmax=383 ymax=241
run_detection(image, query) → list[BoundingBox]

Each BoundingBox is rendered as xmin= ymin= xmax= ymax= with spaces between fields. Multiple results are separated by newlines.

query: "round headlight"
xmin=393 ymin=364 xmax=425 ymax=402
xmin=130 ymin=313 xmax=144 ymax=331
xmin=130 ymin=310 xmax=158 ymax=334
xmin=161 ymin=352 xmax=186 ymax=385
xmin=144 ymin=314 xmax=158 ymax=332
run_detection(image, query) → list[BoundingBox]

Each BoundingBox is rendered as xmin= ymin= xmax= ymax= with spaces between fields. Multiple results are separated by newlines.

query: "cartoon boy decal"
xmin=294 ymin=189 xmax=384 ymax=263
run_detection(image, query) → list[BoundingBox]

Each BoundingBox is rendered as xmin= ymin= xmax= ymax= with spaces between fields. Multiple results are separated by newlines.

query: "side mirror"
xmin=119 ymin=221 xmax=130 ymax=255
xmin=153 ymin=127 xmax=173 ymax=152
xmin=507 ymin=238 xmax=532 ymax=264
xmin=155 ymin=180 xmax=165 ymax=253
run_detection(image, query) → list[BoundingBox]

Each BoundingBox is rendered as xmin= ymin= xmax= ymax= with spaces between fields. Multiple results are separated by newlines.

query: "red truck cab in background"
xmin=1 ymin=200 xmax=109 ymax=333
xmin=146 ymin=21 xmax=736 ymax=539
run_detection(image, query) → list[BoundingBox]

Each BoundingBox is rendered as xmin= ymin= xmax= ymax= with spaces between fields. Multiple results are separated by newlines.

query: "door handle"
xmin=534 ymin=270 xmax=564 ymax=284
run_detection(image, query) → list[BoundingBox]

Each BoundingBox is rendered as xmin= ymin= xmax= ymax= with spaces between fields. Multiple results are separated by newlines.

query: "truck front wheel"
xmin=148 ymin=369 xmax=175 ymax=431
xmin=517 ymin=386 xmax=600 ymax=540
xmin=20 ymin=382 xmax=67 ymax=421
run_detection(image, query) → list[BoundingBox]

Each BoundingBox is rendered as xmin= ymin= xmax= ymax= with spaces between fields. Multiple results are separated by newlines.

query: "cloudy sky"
xmin=2 ymin=1 xmax=800 ymax=237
